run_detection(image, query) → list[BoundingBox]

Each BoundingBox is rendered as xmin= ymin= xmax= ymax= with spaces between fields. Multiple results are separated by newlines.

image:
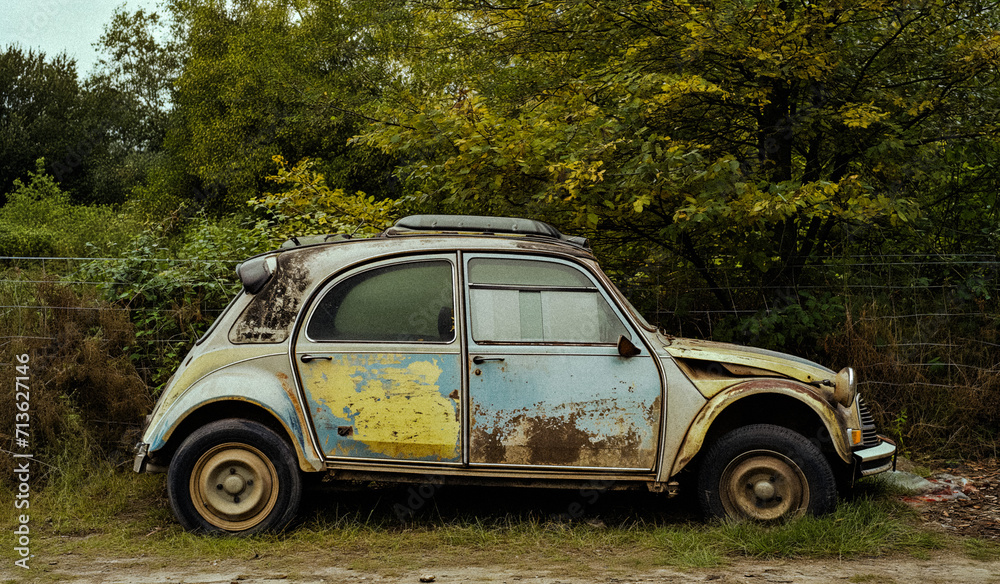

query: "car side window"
xmin=468 ymin=257 xmax=629 ymax=344
xmin=307 ymin=260 xmax=455 ymax=342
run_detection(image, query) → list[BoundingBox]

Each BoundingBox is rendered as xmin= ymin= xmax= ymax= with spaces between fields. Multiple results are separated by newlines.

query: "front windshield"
xmin=592 ymin=263 xmax=657 ymax=332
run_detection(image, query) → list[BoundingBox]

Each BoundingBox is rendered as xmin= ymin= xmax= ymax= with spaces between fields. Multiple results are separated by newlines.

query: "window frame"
xmin=302 ymin=256 xmax=460 ymax=345
xmin=464 ymin=254 xmax=632 ymax=347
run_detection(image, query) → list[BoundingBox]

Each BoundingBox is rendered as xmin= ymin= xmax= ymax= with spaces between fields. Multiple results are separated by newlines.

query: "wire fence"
xmin=0 ymin=255 xmax=232 ymax=381
xmin=2 ymin=252 xmax=999 ymax=390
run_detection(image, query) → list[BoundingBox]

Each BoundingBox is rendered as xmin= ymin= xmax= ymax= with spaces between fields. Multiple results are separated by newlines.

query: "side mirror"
xmin=617 ymin=335 xmax=641 ymax=358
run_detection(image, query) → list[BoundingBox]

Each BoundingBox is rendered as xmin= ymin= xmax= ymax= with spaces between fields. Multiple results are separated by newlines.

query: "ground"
xmin=3 ymin=460 xmax=998 ymax=584
xmin=902 ymin=459 xmax=1000 ymax=541
xmin=19 ymin=550 xmax=1000 ymax=583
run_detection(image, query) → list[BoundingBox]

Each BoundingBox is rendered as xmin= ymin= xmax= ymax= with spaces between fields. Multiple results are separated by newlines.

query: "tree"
xmin=0 ymin=47 xmax=86 ymax=201
xmin=93 ymin=6 xmax=183 ymax=150
xmin=0 ymin=44 xmax=169 ymax=206
xmin=164 ymin=0 xmax=406 ymax=207
xmin=358 ymin=0 xmax=1000 ymax=304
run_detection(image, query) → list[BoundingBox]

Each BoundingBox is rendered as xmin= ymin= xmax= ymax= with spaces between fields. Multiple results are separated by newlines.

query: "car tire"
xmin=697 ymin=424 xmax=837 ymax=522
xmin=167 ymin=419 xmax=303 ymax=534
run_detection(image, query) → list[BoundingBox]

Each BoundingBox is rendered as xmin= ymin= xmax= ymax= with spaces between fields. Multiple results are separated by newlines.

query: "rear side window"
xmin=468 ymin=258 xmax=628 ymax=344
xmin=307 ymin=261 xmax=455 ymax=342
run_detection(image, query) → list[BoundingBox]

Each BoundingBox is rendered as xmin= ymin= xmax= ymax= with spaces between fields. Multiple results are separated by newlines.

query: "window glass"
xmin=468 ymin=258 xmax=628 ymax=344
xmin=307 ymin=261 xmax=455 ymax=342
xmin=469 ymin=258 xmax=591 ymax=287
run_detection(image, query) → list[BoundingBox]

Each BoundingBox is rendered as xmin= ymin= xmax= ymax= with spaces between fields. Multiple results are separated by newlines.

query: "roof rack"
xmin=384 ymin=215 xmax=589 ymax=248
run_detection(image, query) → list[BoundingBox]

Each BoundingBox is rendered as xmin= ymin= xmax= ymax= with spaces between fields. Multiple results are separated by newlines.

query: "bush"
xmin=0 ymin=159 xmax=140 ymax=258
xmin=0 ymin=279 xmax=151 ymax=487
xmin=823 ymin=303 xmax=1000 ymax=458
xmin=81 ymin=209 xmax=271 ymax=389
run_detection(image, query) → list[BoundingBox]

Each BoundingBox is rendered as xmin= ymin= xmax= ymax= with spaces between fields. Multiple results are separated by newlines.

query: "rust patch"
xmin=230 ymin=249 xmax=317 ymax=343
xmin=470 ymin=404 xmax=506 ymax=464
xmin=471 ymin=403 xmax=648 ymax=467
xmin=524 ymin=413 xmax=591 ymax=465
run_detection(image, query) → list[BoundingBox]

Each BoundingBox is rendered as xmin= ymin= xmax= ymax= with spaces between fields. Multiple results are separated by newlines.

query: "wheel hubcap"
xmin=190 ymin=443 xmax=279 ymax=531
xmin=720 ymin=450 xmax=808 ymax=521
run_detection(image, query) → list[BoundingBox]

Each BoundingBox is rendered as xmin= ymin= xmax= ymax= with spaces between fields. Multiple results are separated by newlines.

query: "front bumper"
xmin=852 ymin=435 xmax=897 ymax=477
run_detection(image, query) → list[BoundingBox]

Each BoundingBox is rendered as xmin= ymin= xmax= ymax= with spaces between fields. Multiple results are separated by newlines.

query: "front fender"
xmin=145 ymin=356 xmax=324 ymax=473
xmin=669 ymin=379 xmax=851 ymax=477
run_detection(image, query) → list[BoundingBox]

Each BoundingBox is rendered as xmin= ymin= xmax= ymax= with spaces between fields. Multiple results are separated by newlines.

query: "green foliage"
xmin=715 ymin=291 xmax=846 ymax=355
xmin=165 ymin=0 xmax=400 ymax=207
xmin=0 ymin=47 xmax=83 ymax=198
xmin=250 ymin=156 xmax=400 ymax=244
xmin=0 ymin=45 xmax=169 ymax=206
xmin=0 ymin=159 xmax=139 ymax=257
xmin=82 ymin=211 xmax=271 ymax=389
xmin=93 ymin=6 xmax=181 ymax=149
xmin=359 ymin=0 xmax=1000 ymax=300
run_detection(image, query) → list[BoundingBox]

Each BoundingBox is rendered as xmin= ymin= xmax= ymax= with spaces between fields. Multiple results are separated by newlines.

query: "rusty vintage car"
xmin=133 ymin=214 xmax=896 ymax=533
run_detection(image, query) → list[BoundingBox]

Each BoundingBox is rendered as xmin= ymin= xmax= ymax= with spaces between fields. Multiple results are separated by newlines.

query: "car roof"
xmin=236 ymin=216 xmax=597 ymax=295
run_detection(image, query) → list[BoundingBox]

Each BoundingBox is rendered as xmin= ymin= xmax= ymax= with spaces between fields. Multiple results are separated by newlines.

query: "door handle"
xmin=300 ymin=354 xmax=333 ymax=363
xmin=472 ymin=355 xmax=505 ymax=365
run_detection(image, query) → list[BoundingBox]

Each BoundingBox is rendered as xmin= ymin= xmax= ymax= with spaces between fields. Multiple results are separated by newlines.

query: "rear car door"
xmin=294 ymin=255 xmax=463 ymax=463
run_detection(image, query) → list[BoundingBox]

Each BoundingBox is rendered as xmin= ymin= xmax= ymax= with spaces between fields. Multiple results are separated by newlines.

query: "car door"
xmin=464 ymin=254 xmax=662 ymax=470
xmin=294 ymin=255 xmax=463 ymax=463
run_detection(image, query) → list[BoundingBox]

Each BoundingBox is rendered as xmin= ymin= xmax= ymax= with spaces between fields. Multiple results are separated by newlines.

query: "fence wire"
xmin=2 ymin=254 xmax=998 ymax=396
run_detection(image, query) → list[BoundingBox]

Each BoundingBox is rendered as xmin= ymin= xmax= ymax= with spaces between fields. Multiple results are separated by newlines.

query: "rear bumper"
xmin=133 ymin=442 xmax=149 ymax=473
xmin=852 ymin=435 xmax=897 ymax=477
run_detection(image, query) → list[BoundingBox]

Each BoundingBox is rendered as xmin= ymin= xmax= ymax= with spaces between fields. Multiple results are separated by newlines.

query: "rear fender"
xmin=146 ymin=358 xmax=323 ymax=473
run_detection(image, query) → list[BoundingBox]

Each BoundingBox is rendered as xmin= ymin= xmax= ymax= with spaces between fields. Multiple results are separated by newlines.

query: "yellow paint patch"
xmin=304 ymin=354 xmax=460 ymax=460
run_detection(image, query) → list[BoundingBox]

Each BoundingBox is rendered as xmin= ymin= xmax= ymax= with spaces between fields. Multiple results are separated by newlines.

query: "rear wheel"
xmin=167 ymin=419 xmax=303 ymax=534
xmin=697 ymin=424 xmax=837 ymax=522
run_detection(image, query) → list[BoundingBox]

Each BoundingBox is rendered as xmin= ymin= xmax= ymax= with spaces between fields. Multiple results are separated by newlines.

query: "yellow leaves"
xmin=249 ymin=156 xmax=399 ymax=244
xmin=546 ymin=160 xmax=606 ymax=201
xmin=839 ymin=102 xmax=891 ymax=129
xmin=655 ymin=75 xmax=730 ymax=104
xmin=906 ymin=100 xmax=935 ymax=118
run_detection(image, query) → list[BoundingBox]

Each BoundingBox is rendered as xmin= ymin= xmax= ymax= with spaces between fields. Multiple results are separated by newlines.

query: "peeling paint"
xmin=469 ymin=353 xmax=660 ymax=469
xmin=230 ymin=250 xmax=317 ymax=343
xmin=300 ymin=353 xmax=461 ymax=462
xmin=669 ymin=378 xmax=854 ymax=476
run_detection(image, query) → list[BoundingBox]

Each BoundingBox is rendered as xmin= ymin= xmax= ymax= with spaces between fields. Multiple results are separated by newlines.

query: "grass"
xmin=2 ymin=455 xmax=972 ymax=579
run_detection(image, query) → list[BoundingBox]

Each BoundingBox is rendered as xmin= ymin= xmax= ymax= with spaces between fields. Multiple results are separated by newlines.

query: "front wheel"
xmin=697 ymin=424 xmax=837 ymax=522
xmin=167 ymin=419 xmax=303 ymax=534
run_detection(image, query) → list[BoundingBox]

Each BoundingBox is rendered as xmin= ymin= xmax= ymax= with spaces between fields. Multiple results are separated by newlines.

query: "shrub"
xmin=0 ymin=159 xmax=140 ymax=258
xmin=0 ymin=279 xmax=151 ymax=487
xmin=81 ymin=209 xmax=271 ymax=389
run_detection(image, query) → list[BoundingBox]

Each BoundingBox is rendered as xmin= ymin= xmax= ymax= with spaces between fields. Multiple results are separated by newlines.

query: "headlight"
xmin=833 ymin=366 xmax=857 ymax=407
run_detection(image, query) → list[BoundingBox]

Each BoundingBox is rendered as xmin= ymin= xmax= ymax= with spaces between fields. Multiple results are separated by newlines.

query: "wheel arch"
xmin=150 ymin=398 xmax=324 ymax=474
xmin=670 ymin=380 xmax=851 ymax=477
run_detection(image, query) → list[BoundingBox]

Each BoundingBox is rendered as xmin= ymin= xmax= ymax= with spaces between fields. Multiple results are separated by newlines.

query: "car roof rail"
xmin=278 ymin=233 xmax=354 ymax=249
xmin=384 ymin=215 xmax=589 ymax=249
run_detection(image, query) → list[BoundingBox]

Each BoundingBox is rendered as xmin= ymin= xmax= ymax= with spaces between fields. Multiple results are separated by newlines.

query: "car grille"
xmin=857 ymin=396 xmax=880 ymax=446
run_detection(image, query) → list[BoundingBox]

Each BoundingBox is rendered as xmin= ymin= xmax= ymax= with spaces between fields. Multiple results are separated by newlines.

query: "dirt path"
xmin=6 ymin=459 xmax=998 ymax=583
xmin=17 ymin=553 xmax=1000 ymax=584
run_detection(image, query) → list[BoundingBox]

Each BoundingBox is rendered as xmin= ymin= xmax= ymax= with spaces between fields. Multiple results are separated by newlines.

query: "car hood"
xmin=659 ymin=336 xmax=835 ymax=385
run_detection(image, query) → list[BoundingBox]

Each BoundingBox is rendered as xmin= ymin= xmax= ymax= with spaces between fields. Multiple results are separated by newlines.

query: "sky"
xmin=0 ymin=0 xmax=161 ymax=76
